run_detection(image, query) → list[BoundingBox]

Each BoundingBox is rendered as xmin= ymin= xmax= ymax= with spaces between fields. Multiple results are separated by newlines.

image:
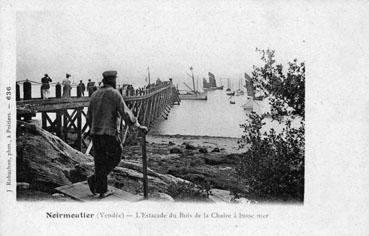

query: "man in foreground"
xmin=86 ymin=70 xmax=147 ymax=198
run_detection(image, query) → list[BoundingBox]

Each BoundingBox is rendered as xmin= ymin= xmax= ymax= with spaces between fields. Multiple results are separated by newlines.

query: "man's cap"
xmin=44 ymin=74 xmax=48 ymax=77
xmin=66 ymin=73 xmax=71 ymax=78
xmin=102 ymin=70 xmax=117 ymax=79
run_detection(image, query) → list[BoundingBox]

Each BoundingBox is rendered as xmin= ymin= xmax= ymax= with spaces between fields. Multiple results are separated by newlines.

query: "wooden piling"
xmin=41 ymin=112 xmax=47 ymax=129
xmin=56 ymin=83 xmax=62 ymax=98
xmin=63 ymin=109 xmax=68 ymax=141
xmin=56 ymin=110 xmax=62 ymax=137
xmin=16 ymin=83 xmax=20 ymax=101
xmin=23 ymin=80 xmax=32 ymax=100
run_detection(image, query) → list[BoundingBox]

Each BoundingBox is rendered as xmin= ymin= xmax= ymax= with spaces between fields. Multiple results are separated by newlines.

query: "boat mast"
xmin=190 ymin=66 xmax=196 ymax=94
xmin=147 ymin=66 xmax=151 ymax=85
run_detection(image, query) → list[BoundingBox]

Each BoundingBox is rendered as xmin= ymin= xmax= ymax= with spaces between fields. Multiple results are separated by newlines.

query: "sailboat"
xmin=178 ymin=66 xmax=207 ymax=100
xmin=226 ymin=79 xmax=235 ymax=96
xmin=235 ymin=76 xmax=245 ymax=96
xmin=203 ymin=72 xmax=223 ymax=91
xmin=225 ymin=78 xmax=231 ymax=92
xmin=242 ymin=73 xmax=254 ymax=110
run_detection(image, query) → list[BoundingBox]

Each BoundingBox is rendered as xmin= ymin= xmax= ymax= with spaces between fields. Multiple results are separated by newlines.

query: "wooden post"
xmin=23 ymin=80 xmax=32 ymax=100
xmin=56 ymin=82 xmax=62 ymax=98
xmin=63 ymin=109 xmax=68 ymax=142
xmin=41 ymin=112 xmax=47 ymax=129
xmin=56 ymin=110 xmax=62 ymax=137
xmin=76 ymin=108 xmax=82 ymax=150
xmin=75 ymin=90 xmax=82 ymax=150
xmin=140 ymin=131 xmax=148 ymax=199
xmin=16 ymin=83 xmax=20 ymax=101
xmin=142 ymin=99 xmax=149 ymax=126
xmin=77 ymin=84 xmax=82 ymax=97
xmin=23 ymin=80 xmax=32 ymax=120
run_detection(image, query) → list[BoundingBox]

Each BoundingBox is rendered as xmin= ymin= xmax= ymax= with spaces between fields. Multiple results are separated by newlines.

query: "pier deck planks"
xmin=55 ymin=181 xmax=142 ymax=202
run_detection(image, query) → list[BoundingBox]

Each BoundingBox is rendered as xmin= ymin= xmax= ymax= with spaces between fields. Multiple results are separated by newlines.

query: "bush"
xmin=166 ymin=181 xmax=209 ymax=201
xmin=237 ymin=49 xmax=304 ymax=201
xmin=238 ymin=113 xmax=304 ymax=200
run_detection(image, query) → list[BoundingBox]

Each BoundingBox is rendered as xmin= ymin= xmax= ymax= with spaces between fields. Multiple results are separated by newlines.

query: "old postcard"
xmin=1 ymin=0 xmax=368 ymax=235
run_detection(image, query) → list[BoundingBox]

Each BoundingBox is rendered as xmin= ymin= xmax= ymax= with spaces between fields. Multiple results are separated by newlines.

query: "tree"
xmin=237 ymin=49 xmax=305 ymax=201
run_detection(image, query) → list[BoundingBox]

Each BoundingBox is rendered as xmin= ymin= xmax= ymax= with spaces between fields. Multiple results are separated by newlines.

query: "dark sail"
xmin=244 ymin=73 xmax=254 ymax=98
xmin=203 ymin=78 xmax=210 ymax=89
xmin=208 ymin=72 xmax=217 ymax=87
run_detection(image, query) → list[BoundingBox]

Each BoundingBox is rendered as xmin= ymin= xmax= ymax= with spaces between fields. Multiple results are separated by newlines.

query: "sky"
xmin=16 ymin=1 xmax=308 ymax=88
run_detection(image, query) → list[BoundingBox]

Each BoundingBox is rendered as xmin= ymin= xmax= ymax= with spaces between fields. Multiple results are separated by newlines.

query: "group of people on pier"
xmin=40 ymin=73 xmax=99 ymax=99
xmin=18 ymin=73 xmax=174 ymax=102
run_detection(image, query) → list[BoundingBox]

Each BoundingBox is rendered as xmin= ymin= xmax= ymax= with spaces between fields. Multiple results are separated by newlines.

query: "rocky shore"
xmin=16 ymin=121 xmax=253 ymax=203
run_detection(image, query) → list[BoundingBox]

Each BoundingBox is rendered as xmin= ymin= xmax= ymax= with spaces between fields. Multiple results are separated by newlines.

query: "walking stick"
xmin=140 ymin=129 xmax=148 ymax=199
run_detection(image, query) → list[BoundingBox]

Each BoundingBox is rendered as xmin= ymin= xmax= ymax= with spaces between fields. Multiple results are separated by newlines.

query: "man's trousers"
xmin=90 ymin=134 xmax=122 ymax=194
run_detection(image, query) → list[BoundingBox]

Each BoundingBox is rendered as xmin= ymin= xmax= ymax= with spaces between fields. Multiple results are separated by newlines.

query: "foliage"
xmin=237 ymin=49 xmax=305 ymax=201
xmin=252 ymin=48 xmax=305 ymax=118
xmin=166 ymin=181 xmax=210 ymax=201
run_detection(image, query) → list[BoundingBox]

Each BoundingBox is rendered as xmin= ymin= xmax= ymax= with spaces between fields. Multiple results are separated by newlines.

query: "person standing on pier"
xmin=87 ymin=79 xmax=95 ymax=97
xmin=78 ymin=80 xmax=86 ymax=96
xmin=86 ymin=70 xmax=148 ymax=198
xmin=41 ymin=74 xmax=52 ymax=99
xmin=62 ymin=73 xmax=72 ymax=97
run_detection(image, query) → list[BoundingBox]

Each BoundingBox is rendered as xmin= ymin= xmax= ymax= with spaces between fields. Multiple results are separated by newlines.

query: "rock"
xmin=168 ymin=141 xmax=175 ymax=146
xmin=16 ymin=120 xmax=208 ymax=201
xmin=148 ymin=192 xmax=175 ymax=202
xmin=199 ymin=147 xmax=208 ymax=153
xmin=203 ymin=154 xmax=239 ymax=165
xmin=211 ymin=147 xmax=220 ymax=152
xmin=169 ymin=147 xmax=183 ymax=154
xmin=233 ymin=197 xmax=255 ymax=204
xmin=112 ymin=161 xmax=192 ymax=195
xmin=16 ymin=121 xmax=94 ymax=192
xmin=185 ymin=143 xmax=196 ymax=150
xmin=219 ymin=167 xmax=232 ymax=171
xmin=17 ymin=182 xmax=30 ymax=190
xmin=208 ymin=188 xmax=234 ymax=203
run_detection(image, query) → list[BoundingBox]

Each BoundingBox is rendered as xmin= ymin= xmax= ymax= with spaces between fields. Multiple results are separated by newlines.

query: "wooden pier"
xmin=16 ymin=80 xmax=181 ymax=151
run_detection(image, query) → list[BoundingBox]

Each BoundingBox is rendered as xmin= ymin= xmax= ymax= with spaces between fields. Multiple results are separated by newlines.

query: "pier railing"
xmin=16 ymin=80 xmax=181 ymax=151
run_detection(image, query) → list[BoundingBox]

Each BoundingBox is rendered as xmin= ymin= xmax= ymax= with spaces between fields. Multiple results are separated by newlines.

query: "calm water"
xmin=19 ymin=84 xmax=252 ymax=138
xmin=150 ymin=90 xmax=251 ymax=138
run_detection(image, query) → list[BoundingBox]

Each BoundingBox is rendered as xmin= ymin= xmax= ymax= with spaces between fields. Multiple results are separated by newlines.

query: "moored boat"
xmin=242 ymin=97 xmax=253 ymax=110
xmin=180 ymin=66 xmax=208 ymax=100
xmin=225 ymin=78 xmax=235 ymax=95
xmin=179 ymin=92 xmax=207 ymax=100
xmin=226 ymin=91 xmax=235 ymax=96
